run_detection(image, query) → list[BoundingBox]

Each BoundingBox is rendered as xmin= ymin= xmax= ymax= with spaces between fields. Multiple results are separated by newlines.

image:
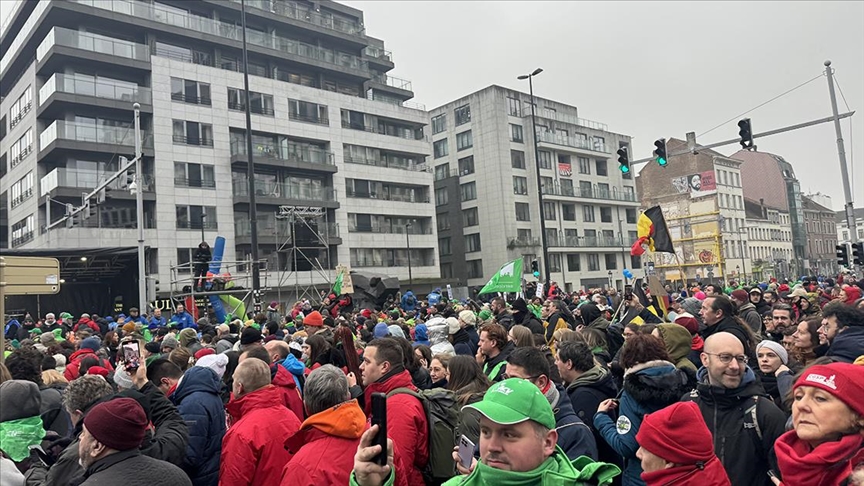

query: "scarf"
xmin=774 ymin=430 xmax=864 ymax=486
xmin=0 ymin=416 xmax=45 ymax=462
xmin=455 ymin=448 xmax=619 ymax=486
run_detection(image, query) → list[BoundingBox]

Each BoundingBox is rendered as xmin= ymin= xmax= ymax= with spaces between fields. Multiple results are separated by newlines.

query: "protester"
xmin=0 ymin=380 xmax=44 ymax=482
xmin=446 ymin=355 xmax=492 ymax=445
xmin=429 ymin=354 xmax=450 ymax=388
xmin=476 ymin=323 xmax=514 ymax=382
xmin=820 ymin=302 xmax=864 ymax=363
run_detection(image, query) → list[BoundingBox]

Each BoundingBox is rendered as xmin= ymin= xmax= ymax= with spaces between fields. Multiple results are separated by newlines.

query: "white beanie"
xmin=113 ymin=366 xmax=135 ymax=390
xmin=53 ymin=354 xmax=67 ymax=374
xmin=756 ymin=340 xmax=788 ymax=365
xmin=195 ymin=353 xmax=229 ymax=380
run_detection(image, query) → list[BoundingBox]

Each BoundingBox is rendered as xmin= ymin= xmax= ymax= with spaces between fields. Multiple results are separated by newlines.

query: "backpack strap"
xmin=743 ymin=395 xmax=763 ymax=444
xmin=386 ymin=387 xmax=422 ymax=401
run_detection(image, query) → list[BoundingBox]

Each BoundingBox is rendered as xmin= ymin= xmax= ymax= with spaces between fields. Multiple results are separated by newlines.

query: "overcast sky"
xmin=4 ymin=1 xmax=862 ymax=211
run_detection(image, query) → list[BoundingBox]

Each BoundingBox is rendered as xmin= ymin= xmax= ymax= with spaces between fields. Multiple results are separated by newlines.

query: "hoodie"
xmin=655 ymin=324 xmax=698 ymax=373
xmin=826 ymin=326 xmax=864 ymax=363
xmin=170 ymin=367 xmax=226 ymax=486
xmin=412 ymin=323 xmax=430 ymax=347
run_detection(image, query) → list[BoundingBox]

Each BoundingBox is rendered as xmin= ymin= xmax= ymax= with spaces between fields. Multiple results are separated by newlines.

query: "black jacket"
xmin=551 ymin=387 xmax=598 ymax=462
xmin=451 ymin=328 xmax=475 ymax=357
xmin=565 ymin=366 xmax=619 ymax=469
xmin=482 ymin=341 xmax=515 ymax=382
xmin=79 ymin=449 xmax=191 ymax=486
xmin=410 ymin=365 xmax=433 ymax=390
xmin=683 ymin=367 xmax=787 ymax=486
xmin=514 ymin=311 xmax=544 ymax=336
xmin=494 ymin=311 xmax=515 ymax=330
xmin=464 ymin=325 xmax=480 ymax=352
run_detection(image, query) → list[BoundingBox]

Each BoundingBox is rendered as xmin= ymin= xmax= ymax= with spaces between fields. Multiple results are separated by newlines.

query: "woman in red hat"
xmin=774 ymin=362 xmax=864 ymax=485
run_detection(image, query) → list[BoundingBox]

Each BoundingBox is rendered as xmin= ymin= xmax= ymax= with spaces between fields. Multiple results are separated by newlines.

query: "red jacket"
xmin=220 ymin=385 xmax=301 ymax=486
xmin=73 ymin=317 xmax=99 ymax=334
xmin=363 ymin=370 xmax=428 ymax=486
xmin=271 ymin=364 xmax=305 ymax=422
xmin=64 ymin=348 xmax=113 ymax=381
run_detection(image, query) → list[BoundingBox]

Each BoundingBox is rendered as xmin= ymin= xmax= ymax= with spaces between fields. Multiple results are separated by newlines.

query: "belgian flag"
xmin=631 ymin=206 xmax=674 ymax=256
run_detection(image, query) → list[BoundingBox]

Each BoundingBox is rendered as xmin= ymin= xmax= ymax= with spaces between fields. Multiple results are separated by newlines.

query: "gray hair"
xmin=63 ymin=375 xmax=113 ymax=414
xmin=304 ymin=364 xmax=350 ymax=415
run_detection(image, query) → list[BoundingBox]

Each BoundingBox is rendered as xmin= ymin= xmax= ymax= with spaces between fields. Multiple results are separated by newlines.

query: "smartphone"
xmin=29 ymin=445 xmax=53 ymax=467
xmin=458 ymin=434 xmax=475 ymax=469
xmin=122 ymin=341 xmax=141 ymax=372
xmin=624 ymin=284 xmax=633 ymax=301
xmin=370 ymin=392 xmax=387 ymax=466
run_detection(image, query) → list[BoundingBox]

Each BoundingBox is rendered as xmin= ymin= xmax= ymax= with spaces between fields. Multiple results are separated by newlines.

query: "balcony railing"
xmin=12 ymin=231 xmax=35 ymax=248
xmin=173 ymin=134 xmax=214 ymax=147
xmin=40 ymin=120 xmax=151 ymax=150
xmin=177 ymin=220 xmax=219 ymax=230
xmin=230 ymin=140 xmax=335 ymax=166
xmin=507 ymin=236 xmax=541 ymax=247
xmin=288 ymin=112 xmax=329 ymax=126
xmin=351 ymin=256 xmax=436 ymax=268
xmin=523 ymin=104 xmax=609 ymax=132
xmin=174 ymin=177 xmax=216 ymax=188
xmin=345 ymin=188 xmax=429 ymax=203
xmin=232 ymin=180 xmax=336 ymax=202
xmin=371 ymin=74 xmax=412 ymax=91
xmin=349 ymin=224 xmax=432 ymax=235
xmin=11 ymin=189 xmax=34 ymax=208
xmin=40 ymin=73 xmax=152 ymax=106
xmin=363 ymin=46 xmax=392 ymax=62
xmin=36 ymin=26 xmax=150 ymax=64
xmin=10 ymin=144 xmax=33 ymax=169
xmin=171 ymin=92 xmax=212 ymax=105
xmin=41 ymin=167 xmax=155 ymax=194
xmin=541 ymin=184 xmax=637 ymax=202
xmin=235 ymin=220 xmax=340 ymax=238
xmin=344 ymin=155 xmax=426 ymax=172
xmin=536 ymin=131 xmax=609 ymax=154
xmin=341 ymin=120 xmax=426 ymax=141
xmin=9 ymin=102 xmax=31 ymax=129
xmin=229 ymin=0 xmax=364 ymax=35
xmin=548 ymin=235 xmax=624 ymax=248
xmin=228 ymin=101 xmax=275 ymax=116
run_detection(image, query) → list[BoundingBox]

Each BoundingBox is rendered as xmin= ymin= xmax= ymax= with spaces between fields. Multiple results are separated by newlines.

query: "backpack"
xmin=387 ymin=387 xmax=460 ymax=485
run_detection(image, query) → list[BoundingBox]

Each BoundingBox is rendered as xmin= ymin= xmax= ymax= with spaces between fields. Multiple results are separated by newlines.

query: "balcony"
xmin=173 ymin=135 xmax=214 ymax=147
xmin=362 ymin=46 xmax=394 ymax=69
xmin=36 ymin=27 xmax=150 ymax=73
xmin=541 ymin=184 xmax=638 ymax=203
xmin=366 ymin=91 xmax=426 ymax=111
xmin=288 ymin=112 xmax=329 ymax=126
xmin=228 ymin=0 xmax=364 ymax=36
xmin=39 ymin=120 xmax=152 ymax=153
xmin=507 ymin=236 xmax=541 ymax=248
xmin=177 ymin=220 xmax=219 ymax=230
xmin=174 ymin=176 xmax=216 ymax=189
xmin=344 ymin=155 xmax=427 ymax=172
xmin=345 ymin=188 xmax=429 ymax=204
xmin=341 ymin=121 xmax=426 ymax=141
xmin=536 ymin=131 xmax=610 ymax=154
xmin=12 ymin=231 xmax=35 ymax=248
xmin=228 ymin=101 xmax=275 ymax=116
xmin=171 ymin=92 xmax=211 ymax=106
xmin=38 ymin=73 xmax=151 ymax=114
xmin=11 ymin=188 xmax=34 ymax=209
xmin=370 ymin=74 xmax=412 ymax=92
xmin=9 ymin=102 xmax=31 ymax=129
xmin=230 ymin=141 xmax=336 ymax=173
xmin=548 ymin=235 xmax=624 ymax=248
xmin=232 ymin=180 xmax=339 ymax=208
xmin=523 ymin=104 xmax=608 ymax=132
xmin=349 ymin=224 xmax=432 ymax=235
xmin=41 ymin=168 xmax=156 ymax=196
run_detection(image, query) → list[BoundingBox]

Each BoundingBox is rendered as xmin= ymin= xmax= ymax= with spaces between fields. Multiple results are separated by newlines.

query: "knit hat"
xmin=53 ymin=354 xmax=67 ymax=373
xmin=194 ymin=348 xmax=215 ymax=360
xmin=793 ymin=363 xmax=864 ymax=417
xmin=113 ymin=367 xmax=134 ymax=390
xmin=446 ymin=317 xmax=460 ymax=335
xmin=303 ymin=311 xmax=324 ymax=328
xmin=0 ymin=380 xmax=42 ymax=422
xmin=87 ymin=366 xmax=110 ymax=378
xmin=269 ymin=301 xmax=278 ymax=309
xmin=465 ymin=378 xmax=555 ymax=429
xmin=195 ymin=353 xmax=229 ymax=380
xmin=79 ymin=337 xmax=101 ymax=352
xmin=478 ymin=309 xmax=493 ymax=321
xmin=756 ymin=340 xmax=788 ymax=365
xmin=39 ymin=333 xmax=56 ymax=346
xmin=674 ymin=314 xmax=699 ymax=335
xmin=749 ymin=287 xmax=762 ymax=295
xmin=178 ymin=328 xmax=198 ymax=347
xmin=373 ymin=322 xmax=390 ymax=338
xmin=122 ymin=322 xmax=136 ymax=334
xmin=83 ymin=397 xmax=148 ymax=451
xmin=693 ymin=291 xmax=706 ymax=301
xmin=240 ymin=327 xmax=262 ymax=346
xmin=29 ymin=328 xmax=42 ymax=335
xmin=680 ymin=298 xmax=702 ymax=316
xmin=458 ymin=310 xmax=477 ymax=327
xmin=197 ymin=317 xmax=209 ymax=327
xmin=60 ymin=312 xmax=73 ymax=320
xmin=215 ymin=339 xmax=233 ymax=354
xmin=144 ymin=341 xmax=161 ymax=355
xmin=387 ymin=325 xmax=405 ymax=339
xmin=637 ymin=402 xmax=719 ymax=466
xmin=730 ymin=289 xmax=749 ymax=302
xmin=161 ymin=334 xmax=179 ymax=350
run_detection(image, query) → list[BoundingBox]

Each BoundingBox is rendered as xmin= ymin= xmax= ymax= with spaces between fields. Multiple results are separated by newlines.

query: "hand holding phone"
xmin=458 ymin=435 xmax=475 ymax=469
xmin=122 ymin=341 xmax=141 ymax=372
xmin=370 ymin=393 xmax=387 ymax=466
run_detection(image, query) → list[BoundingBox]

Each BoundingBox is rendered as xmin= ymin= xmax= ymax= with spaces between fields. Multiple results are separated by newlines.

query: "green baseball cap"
xmin=60 ymin=312 xmax=73 ymax=320
xmin=464 ymin=378 xmax=555 ymax=429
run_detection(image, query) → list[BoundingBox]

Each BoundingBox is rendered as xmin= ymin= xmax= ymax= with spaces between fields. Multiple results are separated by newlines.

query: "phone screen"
xmin=122 ymin=341 xmax=141 ymax=371
xmin=370 ymin=393 xmax=387 ymax=466
xmin=624 ymin=285 xmax=633 ymax=300
xmin=458 ymin=434 xmax=475 ymax=468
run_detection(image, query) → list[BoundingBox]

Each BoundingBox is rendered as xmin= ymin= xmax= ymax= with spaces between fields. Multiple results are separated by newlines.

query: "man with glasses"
xmin=684 ymin=332 xmax=786 ymax=486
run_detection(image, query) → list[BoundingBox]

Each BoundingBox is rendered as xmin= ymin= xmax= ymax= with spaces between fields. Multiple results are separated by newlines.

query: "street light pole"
xmin=133 ymin=103 xmax=146 ymax=311
xmin=738 ymin=229 xmax=748 ymax=283
xmin=405 ymin=222 xmax=413 ymax=289
xmin=241 ymin=0 xmax=261 ymax=311
xmin=518 ymin=68 xmax=551 ymax=286
xmin=200 ymin=214 xmax=206 ymax=244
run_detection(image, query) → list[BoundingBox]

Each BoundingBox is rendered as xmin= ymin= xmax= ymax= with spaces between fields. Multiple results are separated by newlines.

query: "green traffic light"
xmin=657 ymin=157 xmax=667 ymax=166
xmin=620 ymin=165 xmax=630 ymax=173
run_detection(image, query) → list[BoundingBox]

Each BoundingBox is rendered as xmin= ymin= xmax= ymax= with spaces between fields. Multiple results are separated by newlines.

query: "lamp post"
xmin=199 ymin=214 xmax=206 ymax=244
xmin=405 ymin=222 xmax=413 ymax=289
xmin=241 ymin=0 xmax=261 ymax=311
xmin=517 ymin=67 xmax=550 ymax=286
xmin=607 ymin=270 xmax=613 ymax=289
xmin=737 ymin=228 xmax=748 ymax=283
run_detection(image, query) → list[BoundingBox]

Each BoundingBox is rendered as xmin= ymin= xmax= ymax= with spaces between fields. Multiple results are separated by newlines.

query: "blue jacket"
xmin=427 ymin=290 xmax=443 ymax=306
xmin=827 ymin=326 xmax=864 ymax=363
xmin=553 ymin=386 xmax=598 ymax=462
xmin=401 ymin=291 xmax=418 ymax=312
xmin=149 ymin=315 xmax=167 ymax=329
xmin=172 ymin=311 xmax=196 ymax=330
xmin=278 ymin=354 xmax=306 ymax=394
xmin=170 ymin=366 xmax=226 ymax=486
xmin=593 ymin=360 xmax=690 ymax=486
xmin=412 ymin=323 xmax=431 ymax=347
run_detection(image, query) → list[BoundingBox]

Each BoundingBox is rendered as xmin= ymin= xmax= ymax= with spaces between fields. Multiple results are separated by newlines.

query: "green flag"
xmin=332 ymin=268 xmax=344 ymax=295
xmin=478 ymin=258 xmax=523 ymax=295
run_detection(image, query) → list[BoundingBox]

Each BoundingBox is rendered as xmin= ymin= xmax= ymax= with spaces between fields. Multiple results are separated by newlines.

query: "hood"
xmin=827 ymin=327 xmax=864 ymax=363
xmin=567 ymin=365 xmax=617 ymax=396
xmin=579 ymin=303 xmax=602 ymax=326
xmin=588 ymin=316 xmax=610 ymax=331
xmin=362 ymin=369 xmax=415 ymax=416
xmin=226 ymin=385 xmax=283 ymax=420
xmin=403 ymin=291 xmax=415 ymax=299
xmin=738 ymin=302 xmax=757 ymax=312
xmin=279 ymin=354 xmax=306 ymax=376
xmin=69 ymin=348 xmax=96 ymax=362
xmin=656 ymin=324 xmax=694 ymax=366
xmin=414 ymin=323 xmax=429 ymax=341
xmin=172 ymin=366 xmax=222 ymax=403
xmin=271 ymin=364 xmax=298 ymax=389
xmin=694 ymin=365 xmax=765 ymax=405
xmin=289 ymin=399 xmax=366 ymax=449
xmin=624 ymin=360 xmax=690 ymax=407
xmin=425 ymin=317 xmax=450 ymax=346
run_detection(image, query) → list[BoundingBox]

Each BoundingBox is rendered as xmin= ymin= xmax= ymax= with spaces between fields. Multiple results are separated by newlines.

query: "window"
xmin=593 ymin=136 xmax=606 ymax=152
xmin=456 ymin=131 xmax=473 ymax=151
xmin=171 ymin=78 xmax=211 ymax=105
xmin=434 ymin=163 xmax=450 ymax=181
xmin=1 ymin=115 xmax=6 ymax=141
xmin=11 ymin=214 xmax=35 ymax=247
xmin=439 ymin=237 xmax=451 ymax=256
xmin=517 ymin=229 xmax=533 ymax=242
xmin=538 ymin=151 xmax=552 ymax=169
xmin=227 ymin=88 xmax=274 ymax=115
xmin=567 ymin=254 xmax=581 ymax=272
xmin=435 ymin=187 xmax=449 ymax=206
xmin=0 ymin=153 xmax=7 ymax=179
xmin=507 ymin=97 xmax=521 ymax=116
xmin=460 ymin=182 xmax=476 ymax=202
xmin=10 ymin=171 xmax=34 ymax=208
xmin=605 ymin=254 xmax=617 ymax=270
xmin=543 ymin=202 xmax=556 ymax=220
xmin=10 ymin=129 xmax=33 ymax=168
xmin=540 ymin=176 xmax=554 ymax=194
xmin=623 ymin=186 xmax=635 ymax=201
xmin=511 ymin=150 xmax=525 ymax=169
xmin=588 ymin=254 xmax=600 ymax=271
xmin=548 ymin=254 xmax=562 ymax=273
xmin=437 ymin=214 xmax=450 ymax=231
xmin=9 ymin=86 xmax=32 ymax=129
xmin=579 ymin=180 xmax=592 ymax=197
xmin=455 ymin=105 xmax=471 ymax=126
xmin=172 ymin=120 xmax=213 ymax=146
xmin=441 ymin=263 xmax=453 ymax=279
xmin=578 ymin=157 xmax=591 ymax=174
xmin=465 ymin=233 xmax=482 ymax=253
xmin=595 ymin=159 xmax=608 ymax=176
xmin=288 ymin=99 xmax=328 ymax=125
xmin=174 ymin=162 xmax=215 ymax=188
xmin=467 ymin=260 xmax=483 ymax=279
xmin=433 ymin=139 xmax=449 ymax=158
xmin=562 ymin=203 xmax=576 ymax=221
xmin=510 ymin=124 xmax=523 ymax=143
xmin=176 ymin=205 xmax=217 ymax=229
xmin=583 ymin=205 xmax=595 ymax=222
xmin=432 ymin=114 xmax=447 ymax=134
xmin=560 ymin=179 xmax=574 ymax=196
xmin=515 ymin=203 xmax=531 ymax=221
xmin=600 ymin=207 xmax=613 ymax=223
xmin=626 ymin=208 xmax=637 ymax=224
xmin=176 ymin=248 xmax=196 ymax=273
xmin=463 ymin=207 xmax=479 ymax=227
xmin=596 ymin=183 xmax=610 ymax=199
xmin=513 ymin=176 xmax=528 ymax=195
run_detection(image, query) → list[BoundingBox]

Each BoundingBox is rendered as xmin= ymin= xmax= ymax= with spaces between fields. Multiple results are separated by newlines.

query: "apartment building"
xmin=801 ymin=194 xmax=838 ymax=275
xmin=744 ymin=197 xmax=794 ymax=280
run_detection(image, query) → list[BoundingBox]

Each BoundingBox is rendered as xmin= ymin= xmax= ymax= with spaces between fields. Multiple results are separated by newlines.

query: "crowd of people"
xmin=1 ymin=274 xmax=863 ymax=486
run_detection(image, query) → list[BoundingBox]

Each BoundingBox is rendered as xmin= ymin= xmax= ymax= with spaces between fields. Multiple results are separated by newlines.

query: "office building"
xmin=743 ymin=197 xmax=794 ymax=280
xmin=837 ymin=207 xmax=864 ymax=245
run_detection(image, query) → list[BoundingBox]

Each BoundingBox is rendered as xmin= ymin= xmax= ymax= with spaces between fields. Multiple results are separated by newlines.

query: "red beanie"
xmin=83 ymin=397 xmax=147 ymax=451
xmin=303 ymin=310 xmax=323 ymax=328
xmin=674 ymin=316 xmax=699 ymax=335
xmin=730 ymin=289 xmax=749 ymax=302
xmin=86 ymin=366 xmax=110 ymax=378
xmin=194 ymin=348 xmax=215 ymax=360
xmin=637 ymin=402 xmax=715 ymax=464
xmin=793 ymin=363 xmax=864 ymax=417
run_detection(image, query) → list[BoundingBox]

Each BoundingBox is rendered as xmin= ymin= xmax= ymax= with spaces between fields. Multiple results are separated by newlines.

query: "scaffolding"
xmin=274 ymin=206 xmax=335 ymax=304
xmin=169 ymin=258 xmax=268 ymax=319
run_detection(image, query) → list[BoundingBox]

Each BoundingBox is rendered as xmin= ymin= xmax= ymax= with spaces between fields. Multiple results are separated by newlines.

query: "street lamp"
xmin=200 ymin=214 xmax=206 ymax=243
xmin=607 ymin=270 xmax=613 ymax=288
xmin=405 ymin=221 xmax=413 ymax=289
xmin=737 ymin=228 xmax=748 ymax=283
xmin=517 ymin=68 xmax=551 ymax=286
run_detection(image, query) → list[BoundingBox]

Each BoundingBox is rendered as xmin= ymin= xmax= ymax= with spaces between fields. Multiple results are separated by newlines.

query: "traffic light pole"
xmin=520 ymin=70 xmax=551 ymax=286
xmin=134 ymin=104 xmax=146 ymax=312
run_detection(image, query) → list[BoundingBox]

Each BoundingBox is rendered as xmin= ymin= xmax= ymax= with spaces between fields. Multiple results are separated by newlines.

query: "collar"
xmin=84 ymin=449 xmax=140 ymax=478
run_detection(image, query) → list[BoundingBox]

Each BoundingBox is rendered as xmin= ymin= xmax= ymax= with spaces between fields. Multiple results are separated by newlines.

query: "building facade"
xmin=430 ymin=85 xmax=639 ymax=292
xmin=800 ymin=194 xmax=838 ymax=275
xmin=744 ymin=198 xmax=794 ymax=280
xmin=0 ymin=0 xmax=439 ymax=306
xmin=837 ymin=207 xmax=864 ymax=246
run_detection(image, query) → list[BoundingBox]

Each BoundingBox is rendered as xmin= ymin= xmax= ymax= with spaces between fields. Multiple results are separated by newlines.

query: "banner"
xmin=671 ymin=171 xmax=717 ymax=197
xmin=333 ymin=265 xmax=354 ymax=295
xmin=478 ymin=258 xmax=523 ymax=295
xmin=558 ymin=161 xmax=572 ymax=176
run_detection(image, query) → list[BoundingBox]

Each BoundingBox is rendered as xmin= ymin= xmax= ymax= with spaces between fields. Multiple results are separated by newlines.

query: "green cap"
xmin=29 ymin=328 xmax=43 ymax=335
xmin=60 ymin=312 xmax=73 ymax=320
xmin=478 ymin=309 xmax=493 ymax=321
xmin=464 ymin=378 xmax=555 ymax=429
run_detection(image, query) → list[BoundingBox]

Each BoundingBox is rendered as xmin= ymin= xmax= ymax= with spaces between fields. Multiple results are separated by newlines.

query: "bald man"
xmin=684 ymin=332 xmax=786 ymax=486
xmin=220 ymin=359 xmax=301 ymax=485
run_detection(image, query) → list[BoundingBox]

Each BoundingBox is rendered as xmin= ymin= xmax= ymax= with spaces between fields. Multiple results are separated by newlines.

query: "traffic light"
xmin=617 ymin=147 xmax=630 ymax=174
xmin=836 ymin=244 xmax=850 ymax=267
xmin=531 ymin=260 xmax=540 ymax=278
xmin=852 ymin=242 xmax=864 ymax=266
xmin=653 ymin=139 xmax=667 ymax=167
xmin=738 ymin=118 xmax=754 ymax=149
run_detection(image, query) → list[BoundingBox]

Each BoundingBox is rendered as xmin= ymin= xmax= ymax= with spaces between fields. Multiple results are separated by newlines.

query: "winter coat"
xmin=38 ymin=385 xmax=70 ymax=439
xmin=755 ymin=368 xmax=795 ymax=412
xmin=544 ymin=310 xmax=575 ymax=343
xmin=514 ymin=311 xmax=545 ymax=335
xmin=169 ymin=367 xmax=226 ymax=486
xmin=564 ymin=365 xmax=620 ymax=470
xmin=400 ymin=291 xmax=418 ymax=312
xmin=4 ymin=318 xmax=21 ymax=341
xmin=482 ymin=341 xmax=515 ymax=382
xmin=362 ymin=369 xmax=429 ymax=486
xmin=551 ymin=386 xmax=598 ymax=461
xmin=276 ymin=355 xmax=306 ymax=393
xmin=593 ymin=360 xmax=692 ymax=486
xmin=171 ymin=311 xmax=196 ymax=330
xmin=451 ymin=328 xmax=475 ymax=357
xmin=683 ymin=367 xmax=787 ymax=486
xmin=221 ymin=385 xmax=301 ymax=486
xmin=64 ymin=348 xmax=113 ymax=382
xmin=271 ymin=364 xmax=305 ymax=421
xmin=426 ymin=318 xmax=456 ymax=357
xmin=410 ymin=366 xmax=432 ymax=390
xmin=464 ymin=325 xmax=480 ymax=351
xmin=655 ymin=324 xmax=698 ymax=373
xmin=737 ymin=302 xmax=764 ymax=339
xmin=412 ymin=324 xmax=431 ymax=347
xmin=79 ymin=449 xmax=191 ymax=486
xmin=826 ymin=326 xmax=864 ymax=363
xmin=72 ymin=318 xmax=99 ymax=334
xmin=494 ymin=311 xmax=515 ymax=330
xmin=455 ymin=387 xmax=485 ymax=446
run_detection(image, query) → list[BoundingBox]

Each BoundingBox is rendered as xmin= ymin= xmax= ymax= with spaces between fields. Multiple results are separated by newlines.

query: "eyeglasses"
xmin=704 ymin=352 xmax=748 ymax=365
